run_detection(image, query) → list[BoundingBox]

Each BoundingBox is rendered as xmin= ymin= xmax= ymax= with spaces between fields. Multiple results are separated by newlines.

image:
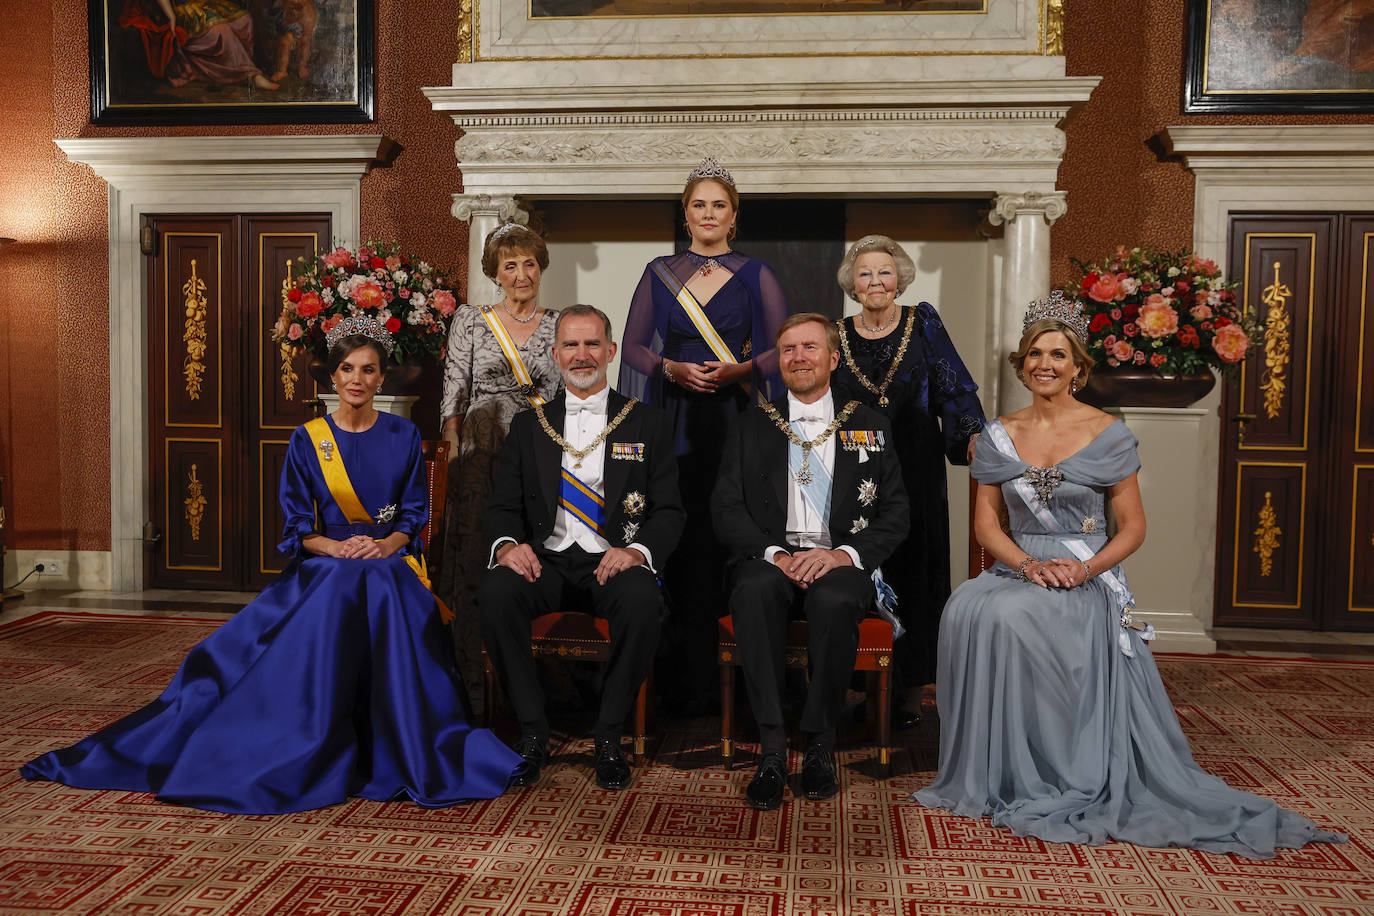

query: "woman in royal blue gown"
xmin=21 ymin=321 xmax=520 ymax=814
xmin=913 ymin=294 xmax=1346 ymax=858
xmin=618 ymin=157 xmax=788 ymax=712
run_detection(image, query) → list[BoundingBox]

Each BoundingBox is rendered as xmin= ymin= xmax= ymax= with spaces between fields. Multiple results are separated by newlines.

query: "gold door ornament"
xmin=1253 ymin=490 xmax=1281 ymax=577
xmin=1260 ymin=261 xmax=1292 ymax=420
xmin=457 ymin=0 xmax=473 ymax=64
xmin=185 ymin=464 xmax=207 ymax=542
xmin=279 ymin=260 xmax=299 ymax=401
xmin=183 ymin=260 xmax=209 ymax=400
xmin=1044 ymin=0 xmax=1065 ymax=55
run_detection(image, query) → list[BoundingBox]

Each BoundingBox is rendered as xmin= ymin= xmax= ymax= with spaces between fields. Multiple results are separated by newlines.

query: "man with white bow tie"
xmin=712 ymin=313 xmax=909 ymax=810
xmin=479 ymin=306 xmax=684 ymax=792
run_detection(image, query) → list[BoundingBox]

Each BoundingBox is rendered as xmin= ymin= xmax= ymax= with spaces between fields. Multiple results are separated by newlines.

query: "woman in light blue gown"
xmin=913 ymin=293 xmax=1347 ymax=859
xmin=21 ymin=322 xmax=519 ymax=813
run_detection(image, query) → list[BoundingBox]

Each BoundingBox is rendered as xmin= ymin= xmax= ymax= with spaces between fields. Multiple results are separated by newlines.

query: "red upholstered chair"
xmin=419 ymin=440 xmax=450 ymax=564
xmin=482 ymin=615 xmax=654 ymax=761
xmin=717 ymin=614 xmax=895 ymax=772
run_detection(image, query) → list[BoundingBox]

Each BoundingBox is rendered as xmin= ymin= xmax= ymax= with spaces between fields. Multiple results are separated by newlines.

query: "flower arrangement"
xmin=1061 ymin=247 xmax=1261 ymax=377
xmin=271 ymin=241 xmax=460 ymax=365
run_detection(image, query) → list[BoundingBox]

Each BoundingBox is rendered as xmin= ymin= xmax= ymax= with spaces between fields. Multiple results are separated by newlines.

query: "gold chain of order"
xmin=535 ymin=398 xmax=639 ymax=468
xmin=759 ymin=399 xmax=860 ymax=485
xmin=838 ymin=306 xmax=915 ymax=408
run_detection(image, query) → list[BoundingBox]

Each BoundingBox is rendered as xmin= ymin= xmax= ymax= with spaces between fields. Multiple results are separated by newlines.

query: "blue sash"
xmin=788 ymin=421 xmax=833 ymax=527
xmin=560 ymin=467 xmax=606 ymax=537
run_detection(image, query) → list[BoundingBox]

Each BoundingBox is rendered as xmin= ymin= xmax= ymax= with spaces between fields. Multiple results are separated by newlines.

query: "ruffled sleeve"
xmin=915 ymin=303 xmax=986 ymax=465
xmin=969 ymin=420 xmax=1028 ymax=485
xmin=276 ymin=425 xmax=321 ymax=559
xmin=1063 ymin=420 xmax=1141 ymax=488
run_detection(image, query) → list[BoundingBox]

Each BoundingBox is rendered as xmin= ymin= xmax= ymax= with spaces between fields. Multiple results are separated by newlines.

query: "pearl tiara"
xmin=326 ymin=314 xmax=396 ymax=356
xmin=686 ymin=156 xmax=735 ymax=188
xmin=1023 ymin=290 xmax=1089 ymax=342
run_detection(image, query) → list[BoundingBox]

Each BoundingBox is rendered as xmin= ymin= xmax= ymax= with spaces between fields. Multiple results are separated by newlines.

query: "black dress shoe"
xmin=746 ymin=752 xmax=788 ymax=810
xmin=511 ymin=736 xmax=547 ymax=787
xmin=895 ymin=707 xmax=922 ymax=731
xmin=593 ymin=737 xmax=632 ymax=791
xmin=800 ymin=743 xmax=839 ymax=800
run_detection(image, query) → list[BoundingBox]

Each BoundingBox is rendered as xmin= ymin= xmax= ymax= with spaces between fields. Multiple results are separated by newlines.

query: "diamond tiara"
xmin=489 ymin=222 xmax=527 ymax=245
xmin=686 ymin=156 xmax=735 ymax=188
xmin=325 ymin=314 xmax=396 ymax=356
xmin=1023 ymin=290 xmax=1089 ymax=342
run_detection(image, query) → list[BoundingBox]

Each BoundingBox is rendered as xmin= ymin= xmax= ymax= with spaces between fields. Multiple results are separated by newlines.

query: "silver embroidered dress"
xmin=914 ymin=418 xmax=1347 ymax=858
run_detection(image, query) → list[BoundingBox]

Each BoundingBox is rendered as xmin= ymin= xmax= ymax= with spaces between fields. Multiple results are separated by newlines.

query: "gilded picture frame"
xmin=1184 ymin=0 xmax=1374 ymax=114
xmin=89 ymin=0 xmax=375 ymax=125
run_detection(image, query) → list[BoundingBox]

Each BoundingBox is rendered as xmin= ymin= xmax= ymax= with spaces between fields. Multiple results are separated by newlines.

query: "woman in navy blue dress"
xmin=21 ymin=320 xmax=519 ymax=814
xmin=619 ymin=158 xmax=788 ymax=712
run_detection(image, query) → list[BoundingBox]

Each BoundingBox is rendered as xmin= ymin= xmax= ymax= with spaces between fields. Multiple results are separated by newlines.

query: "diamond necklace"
xmin=501 ymin=302 xmax=537 ymax=323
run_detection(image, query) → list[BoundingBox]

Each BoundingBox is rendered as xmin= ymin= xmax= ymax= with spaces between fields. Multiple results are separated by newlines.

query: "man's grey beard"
xmin=562 ymin=364 xmax=607 ymax=392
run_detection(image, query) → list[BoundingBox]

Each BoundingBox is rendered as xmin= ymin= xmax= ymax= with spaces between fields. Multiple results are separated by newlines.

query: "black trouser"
xmin=477 ymin=546 xmax=664 ymax=743
xmin=728 ymin=559 xmax=872 ymax=753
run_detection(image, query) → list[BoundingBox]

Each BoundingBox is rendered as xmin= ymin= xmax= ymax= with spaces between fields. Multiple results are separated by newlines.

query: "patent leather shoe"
xmin=746 ymin=752 xmax=788 ymax=810
xmin=800 ymin=743 xmax=839 ymax=800
xmin=593 ymin=737 xmax=632 ymax=790
xmin=511 ymin=735 xmax=547 ymax=787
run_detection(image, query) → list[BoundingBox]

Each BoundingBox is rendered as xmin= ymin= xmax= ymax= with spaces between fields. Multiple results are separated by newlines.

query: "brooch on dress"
xmin=857 ymin=479 xmax=878 ymax=507
xmin=623 ymin=491 xmax=646 ymax=515
xmin=850 ymin=516 xmax=869 ymax=534
xmin=623 ymin=522 xmax=640 ymax=543
xmin=376 ymin=503 xmax=397 ymax=523
xmin=1023 ymin=466 xmax=1064 ymax=504
xmin=1081 ymin=516 xmax=1098 ymax=534
xmin=319 ymin=439 xmax=335 ymax=461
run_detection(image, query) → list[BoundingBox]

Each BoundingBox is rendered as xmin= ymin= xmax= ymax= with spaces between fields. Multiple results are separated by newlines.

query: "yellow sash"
xmin=650 ymin=260 xmax=738 ymax=364
xmin=480 ymin=305 xmax=545 ymax=407
xmin=302 ymin=417 xmax=452 ymax=624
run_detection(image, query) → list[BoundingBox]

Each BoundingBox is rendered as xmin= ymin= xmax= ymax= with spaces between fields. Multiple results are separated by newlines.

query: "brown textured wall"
xmin=1 ymin=0 xmax=464 ymax=552
xmin=1053 ymin=0 xmax=1374 ymax=285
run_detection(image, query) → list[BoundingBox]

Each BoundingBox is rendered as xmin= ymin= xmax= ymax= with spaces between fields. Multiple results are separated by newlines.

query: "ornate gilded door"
xmin=147 ymin=214 xmax=328 ymax=590
xmin=1216 ymin=214 xmax=1374 ymax=631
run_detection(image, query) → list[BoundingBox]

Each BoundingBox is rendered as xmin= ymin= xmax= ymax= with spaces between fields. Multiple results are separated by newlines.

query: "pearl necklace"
xmin=501 ymin=302 xmax=537 ymax=323
xmin=858 ymin=306 xmax=897 ymax=333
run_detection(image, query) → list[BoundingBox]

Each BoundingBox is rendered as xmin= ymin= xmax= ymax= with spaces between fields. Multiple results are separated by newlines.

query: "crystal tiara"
xmin=488 ymin=222 xmax=527 ymax=245
xmin=325 ymin=314 xmax=396 ymax=356
xmin=1023 ymin=290 xmax=1089 ymax=342
xmin=686 ymin=156 xmax=735 ymax=188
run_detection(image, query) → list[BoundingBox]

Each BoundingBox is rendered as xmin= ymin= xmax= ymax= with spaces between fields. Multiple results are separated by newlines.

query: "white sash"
xmin=480 ymin=306 xmax=544 ymax=407
xmin=983 ymin=420 xmax=1154 ymax=657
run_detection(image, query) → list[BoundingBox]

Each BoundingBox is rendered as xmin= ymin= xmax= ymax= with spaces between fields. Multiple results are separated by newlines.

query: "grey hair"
xmin=836 ymin=235 xmax=917 ymax=302
xmin=553 ymin=304 xmax=614 ymax=341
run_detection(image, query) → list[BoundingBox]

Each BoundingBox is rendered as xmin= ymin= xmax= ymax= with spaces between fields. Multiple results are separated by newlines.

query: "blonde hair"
xmin=681 ymin=177 xmax=740 ymax=243
xmin=1008 ymin=319 xmax=1095 ymax=388
xmin=776 ymin=312 xmax=839 ymax=352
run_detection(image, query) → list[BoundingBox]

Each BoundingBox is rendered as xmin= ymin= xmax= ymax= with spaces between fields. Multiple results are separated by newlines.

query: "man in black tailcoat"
xmin=479 ymin=305 xmax=684 ymax=791
xmin=712 ymin=312 xmax=909 ymax=810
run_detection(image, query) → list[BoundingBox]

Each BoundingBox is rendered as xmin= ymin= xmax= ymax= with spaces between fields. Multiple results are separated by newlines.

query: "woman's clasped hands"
xmin=333 ymin=534 xmax=400 ymax=560
xmin=1020 ymin=556 xmax=1091 ymax=589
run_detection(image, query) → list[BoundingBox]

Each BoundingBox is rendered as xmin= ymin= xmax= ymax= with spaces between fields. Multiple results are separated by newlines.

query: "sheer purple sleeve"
xmin=750 ymin=261 xmax=789 ymax=402
xmin=618 ymin=264 xmax=667 ymax=405
xmin=916 ymin=303 xmax=986 ymax=466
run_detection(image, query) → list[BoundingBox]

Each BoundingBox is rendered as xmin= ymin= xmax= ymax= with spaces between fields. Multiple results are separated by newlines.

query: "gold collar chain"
xmin=535 ymin=399 xmax=638 ymax=468
xmin=759 ymin=399 xmax=860 ymax=485
xmin=838 ymin=306 xmax=916 ymax=407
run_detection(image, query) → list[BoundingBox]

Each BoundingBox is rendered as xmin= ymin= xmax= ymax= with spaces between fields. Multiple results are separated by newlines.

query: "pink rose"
xmin=352 ymin=279 xmax=386 ymax=310
xmin=1119 ymin=276 xmax=1140 ymax=296
xmin=1110 ymin=308 xmax=1122 ymax=320
xmin=287 ymin=323 xmax=302 ymax=340
xmin=1088 ymin=272 xmax=1124 ymax=303
xmin=1107 ymin=357 xmax=1120 ymax=367
xmin=1133 ymin=350 xmax=1147 ymax=364
xmin=1103 ymin=334 xmax=1117 ymax=349
xmin=1111 ymin=340 xmax=1134 ymax=361
xmin=1149 ymin=352 xmax=1167 ymax=368
xmin=432 ymin=289 xmax=457 ymax=316
xmin=398 ymin=287 xmax=411 ymax=298
xmin=1188 ymin=255 xmax=1218 ymax=275
xmin=1190 ymin=304 xmax=1212 ymax=321
xmin=1123 ymin=322 xmax=1139 ymax=337
xmin=322 ymin=247 xmax=355 ymax=269
xmin=385 ymin=254 xmax=402 ymax=270
xmin=357 ymin=246 xmax=374 ymax=262
xmin=1138 ymin=301 xmax=1180 ymax=339
xmin=273 ymin=314 xmax=289 ymax=337
xmin=1213 ymin=324 xmax=1250 ymax=362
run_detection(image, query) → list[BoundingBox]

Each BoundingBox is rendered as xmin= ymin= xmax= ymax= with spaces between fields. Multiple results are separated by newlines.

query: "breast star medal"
xmin=376 ymin=503 xmax=397 ymax=523
xmin=857 ymin=479 xmax=878 ymax=507
xmin=623 ymin=521 xmax=640 ymax=542
xmin=850 ymin=516 xmax=869 ymax=534
xmin=623 ymin=491 xmax=646 ymax=515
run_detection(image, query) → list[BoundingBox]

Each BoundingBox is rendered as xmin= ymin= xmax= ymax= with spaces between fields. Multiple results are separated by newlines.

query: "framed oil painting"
xmin=1184 ymin=0 xmax=1374 ymax=113
xmin=530 ymin=1 xmax=982 ymax=15
xmin=89 ymin=0 xmax=375 ymax=125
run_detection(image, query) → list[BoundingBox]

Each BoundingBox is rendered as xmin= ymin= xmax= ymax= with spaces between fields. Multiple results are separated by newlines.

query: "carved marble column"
xmin=452 ymin=194 xmax=529 ymax=306
xmin=989 ymin=191 xmax=1067 ymax=414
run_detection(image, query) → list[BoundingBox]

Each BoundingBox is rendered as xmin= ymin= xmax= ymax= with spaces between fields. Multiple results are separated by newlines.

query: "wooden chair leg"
xmin=877 ymin=665 xmax=891 ymax=776
xmin=633 ymin=666 xmax=652 ymax=762
xmin=720 ymin=660 xmax=735 ymax=764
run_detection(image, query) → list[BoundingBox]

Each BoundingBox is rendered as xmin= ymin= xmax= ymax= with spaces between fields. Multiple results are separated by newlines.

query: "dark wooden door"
xmin=147 ymin=214 xmax=329 ymax=590
xmin=1216 ymin=214 xmax=1374 ymax=631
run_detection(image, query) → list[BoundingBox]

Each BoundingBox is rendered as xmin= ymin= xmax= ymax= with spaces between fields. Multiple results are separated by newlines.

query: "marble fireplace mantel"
xmin=425 ymin=56 xmax=1098 ymax=413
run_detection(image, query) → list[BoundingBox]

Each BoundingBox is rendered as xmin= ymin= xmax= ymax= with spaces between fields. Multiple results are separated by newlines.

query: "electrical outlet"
xmin=36 ymin=558 xmax=62 ymax=576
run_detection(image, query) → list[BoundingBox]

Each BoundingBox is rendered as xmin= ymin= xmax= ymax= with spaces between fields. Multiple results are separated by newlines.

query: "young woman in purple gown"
xmin=21 ymin=320 xmax=519 ymax=813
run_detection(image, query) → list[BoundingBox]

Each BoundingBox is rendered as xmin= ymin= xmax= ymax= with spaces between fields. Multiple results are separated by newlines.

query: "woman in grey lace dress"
xmin=439 ymin=224 xmax=561 ymax=707
xmin=914 ymin=294 xmax=1347 ymax=859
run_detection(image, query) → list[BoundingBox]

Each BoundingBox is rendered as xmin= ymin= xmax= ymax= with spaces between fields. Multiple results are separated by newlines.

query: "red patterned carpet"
xmin=0 ymin=610 xmax=1370 ymax=915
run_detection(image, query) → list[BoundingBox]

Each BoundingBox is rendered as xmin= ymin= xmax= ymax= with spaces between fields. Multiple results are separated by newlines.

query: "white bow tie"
xmin=566 ymin=399 xmax=603 ymax=417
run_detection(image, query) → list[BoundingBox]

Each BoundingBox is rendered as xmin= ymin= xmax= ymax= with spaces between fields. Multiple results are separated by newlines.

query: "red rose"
xmin=1214 ymin=316 xmax=1231 ymax=327
xmin=1082 ymin=272 xmax=1099 ymax=291
xmin=385 ymin=317 xmax=401 ymax=332
xmin=1177 ymin=325 xmax=1200 ymax=348
xmin=1123 ymin=322 xmax=1139 ymax=337
xmin=1089 ymin=313 xmax=1111 ymax=332
xmin=370 ymin=256 xmax=386 ymax=269
xmin=322 ymin=275 xmax=334 ymax=287
xmin=1149 ymin=352 xmax=1167 ymax=368
xmin=1123 ymin=303 xmax=1140 ymax=318
xmin=287 ymin=288 xmax=302 ymax=303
